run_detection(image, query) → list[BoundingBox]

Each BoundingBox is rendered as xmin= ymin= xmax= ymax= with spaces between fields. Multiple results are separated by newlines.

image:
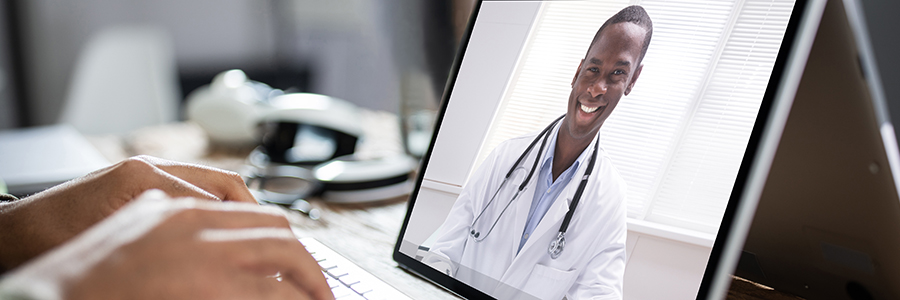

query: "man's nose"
xmin=588 ymin=80 xmax=607 ymax=98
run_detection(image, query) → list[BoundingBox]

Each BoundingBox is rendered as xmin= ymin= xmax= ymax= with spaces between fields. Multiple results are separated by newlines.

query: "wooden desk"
xmin=90 ymin=122 xmax=801 ymax=300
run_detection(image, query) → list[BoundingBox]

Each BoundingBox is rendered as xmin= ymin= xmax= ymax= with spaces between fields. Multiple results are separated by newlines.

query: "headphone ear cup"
xmin=257 ymin=93 xmax=363 ymax=165
xmin=312 ymin=154 xmax=417 ymax=203
xmin=258 ymin=121 xmax=359 ymax=166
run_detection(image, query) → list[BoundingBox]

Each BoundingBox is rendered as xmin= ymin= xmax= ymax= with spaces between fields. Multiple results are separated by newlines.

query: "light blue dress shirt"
xmin=517 ymin=128 xmax=591 ymax=253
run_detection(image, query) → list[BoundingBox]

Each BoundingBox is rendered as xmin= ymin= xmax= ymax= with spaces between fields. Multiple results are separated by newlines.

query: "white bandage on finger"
xmin=197 ymin=227 xmax=297 ymax=242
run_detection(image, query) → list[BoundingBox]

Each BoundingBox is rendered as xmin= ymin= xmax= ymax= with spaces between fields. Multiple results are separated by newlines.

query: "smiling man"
xmin=426 ymin=5 xmax=652 ymax=300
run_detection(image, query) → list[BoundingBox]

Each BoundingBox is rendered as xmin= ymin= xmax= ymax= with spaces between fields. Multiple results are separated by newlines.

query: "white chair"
xmin=59 ymin=26 xmax=180 ymax=136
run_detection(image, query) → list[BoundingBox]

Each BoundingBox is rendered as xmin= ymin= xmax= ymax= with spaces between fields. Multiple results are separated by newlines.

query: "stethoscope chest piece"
xmin=548 ymin=232 xmax=566 ymax=259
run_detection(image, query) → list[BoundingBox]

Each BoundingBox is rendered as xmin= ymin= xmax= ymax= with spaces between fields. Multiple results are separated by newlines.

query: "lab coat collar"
xmin=509 ymin=121 xmax=567 ymax=264
xmin=542 ymin=118 xmax=603 ymax=205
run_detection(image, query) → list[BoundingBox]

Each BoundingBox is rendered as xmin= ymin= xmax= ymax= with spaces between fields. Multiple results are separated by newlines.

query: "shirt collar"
xmin=539 ymin=121 xmax=595 ymax=175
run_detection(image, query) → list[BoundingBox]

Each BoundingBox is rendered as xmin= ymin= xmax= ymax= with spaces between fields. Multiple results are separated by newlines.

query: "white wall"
xmin=403 ymin=1 xmax=540 ymax=250
xmin=624 ymin=230 xmax=711 ymax=299
xmin=421 ymin=1 xmax=540 ymax=188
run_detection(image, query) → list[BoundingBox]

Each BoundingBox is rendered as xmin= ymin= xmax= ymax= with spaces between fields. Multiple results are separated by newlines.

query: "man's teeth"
xmin=580 ymin=104 xmax=599 ymax=113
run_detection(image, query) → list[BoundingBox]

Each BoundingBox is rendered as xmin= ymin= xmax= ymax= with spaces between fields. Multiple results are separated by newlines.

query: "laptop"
xmin=734 ymin=0 xmax=900 ymax=299
xmin=310 ymin=0 xmax=845 ymax=299
xmin=0 ymin=125 xmax=111 ymax=196
xmin=385 ymin=0 xmax=828 ymax=299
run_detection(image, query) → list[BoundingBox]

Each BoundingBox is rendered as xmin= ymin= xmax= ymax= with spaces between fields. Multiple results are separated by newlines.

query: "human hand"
xmin=0 ymin=190 xmax=333 ymax=300
xmin=0 ymin=155 xmax=257 ymax=271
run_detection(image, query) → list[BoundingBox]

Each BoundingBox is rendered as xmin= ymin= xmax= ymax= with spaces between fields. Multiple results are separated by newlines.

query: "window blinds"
xmin=643 ymin=0 xmax=795 ymax=232
xmin=474 ymin=0 xmax=794 ymax=234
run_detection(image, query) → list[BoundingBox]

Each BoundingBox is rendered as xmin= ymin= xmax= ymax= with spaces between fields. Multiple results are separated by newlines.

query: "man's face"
xmin=564 ymin=22 xmax=646 ymax=141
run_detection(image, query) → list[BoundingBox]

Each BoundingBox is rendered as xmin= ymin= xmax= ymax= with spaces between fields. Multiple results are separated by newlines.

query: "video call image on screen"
xmin=399 ymin=1 xmax=796 ymax=299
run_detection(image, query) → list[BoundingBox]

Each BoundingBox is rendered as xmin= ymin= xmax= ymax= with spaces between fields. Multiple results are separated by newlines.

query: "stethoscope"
xmin=468 ymin=114 xmax=599 ymax=259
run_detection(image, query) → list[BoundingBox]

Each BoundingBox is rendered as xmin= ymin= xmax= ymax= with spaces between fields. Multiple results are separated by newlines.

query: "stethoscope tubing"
xmin=548 ymin=138 xmax=598 ymax=259
xmin=469 ymin=115 xmax=561 ymax=241
xmin=560 ymin=137 xmax=599 ymax=234
xmin=468 ymin=114 xmax=563 ymax=241
xmin=468 ymin=114 xmax=600 ymax=260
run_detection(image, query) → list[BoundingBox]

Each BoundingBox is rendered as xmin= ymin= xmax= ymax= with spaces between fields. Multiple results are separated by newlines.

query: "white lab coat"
xmin=428 ymin=126 xmax=628 ymax=300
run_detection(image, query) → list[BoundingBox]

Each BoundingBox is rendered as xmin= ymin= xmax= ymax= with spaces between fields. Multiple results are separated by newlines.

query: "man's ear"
xmin=572 ymin=59 xmax=584 ymax=87
xmin=624 ymin=64 xmax=643 ymax=96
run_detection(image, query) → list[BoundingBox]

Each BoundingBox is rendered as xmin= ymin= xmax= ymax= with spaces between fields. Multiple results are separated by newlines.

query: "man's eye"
xmin=612 ymin=70 xmax=625 ymax=75
xmin=588 ymin=67 xmax=600 ymax=73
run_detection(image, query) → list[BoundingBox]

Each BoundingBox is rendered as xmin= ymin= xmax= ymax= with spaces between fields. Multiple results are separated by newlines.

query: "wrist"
xmin=0 ymin=200 xmax=36 ymax=271
xmin=0 ymin=195 xmax=68 ymax=271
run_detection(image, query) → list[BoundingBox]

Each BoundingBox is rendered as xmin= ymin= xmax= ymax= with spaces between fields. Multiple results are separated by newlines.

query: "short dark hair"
xmin=587 ymin=5 xmax=653 ymax=64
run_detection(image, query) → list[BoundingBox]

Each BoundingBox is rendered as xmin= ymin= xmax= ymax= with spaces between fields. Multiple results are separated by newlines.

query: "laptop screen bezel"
xmin=393 ymin=0 xmax=816 ymax=299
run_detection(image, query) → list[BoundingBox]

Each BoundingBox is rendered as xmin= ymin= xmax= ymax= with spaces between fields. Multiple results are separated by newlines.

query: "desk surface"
xmin=288 ymin=197 xmax=459 ymax=299
xmin=90 ymin=121 xmax=801 ymax=300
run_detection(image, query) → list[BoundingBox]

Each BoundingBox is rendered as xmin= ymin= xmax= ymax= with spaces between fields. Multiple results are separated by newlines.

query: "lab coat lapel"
xmin=509 ymin=123 xmax=563 ymax=261
xmin=520 ymin=188 xmax=571 ymax=255
xmin=514 ymin=155 xmax=587 ymax=260
xmin=499 ymin=173 xmax=575 ymax=287
xmin=516 ymin=132 xmax=598 ymax=258
xmin=500 ymin=133 xmax=599 ymax=286
xmin=509 ymin=123 xmax=562 ymax=263
xmin=510 ymin=159 xmax=539 ymax=262
xmin=560 ymin=133 xmax=601 ymax=204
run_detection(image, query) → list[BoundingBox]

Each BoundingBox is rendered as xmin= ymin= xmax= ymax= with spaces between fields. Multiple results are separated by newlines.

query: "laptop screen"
xmin=395 ymin=0 xmax=813 ymax=299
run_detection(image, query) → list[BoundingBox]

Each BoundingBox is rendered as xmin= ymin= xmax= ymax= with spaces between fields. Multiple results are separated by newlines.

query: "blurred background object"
xmin=0 ymin=0 xmax=476 ymax=131
xmin=59 ymin=25 xmax=180 ymax=136
xmin=185 ymin=69 xmax=283 ymax=146
xmin=0 ymin=125 xmax=110 ymax=196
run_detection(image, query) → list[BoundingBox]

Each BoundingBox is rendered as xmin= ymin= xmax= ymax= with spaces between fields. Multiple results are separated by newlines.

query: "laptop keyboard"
xmin=300 ymin=237 xmax=412 ymax=300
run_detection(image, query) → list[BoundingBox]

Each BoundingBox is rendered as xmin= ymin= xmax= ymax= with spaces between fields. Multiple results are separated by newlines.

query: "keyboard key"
xmin=319 ymin=259 xmax=338 ymax=270
xmin=298 ymin=238 xmax=412 ymax=300
xmin=349 ymin=282 xmax=374 ymax=295
xmin=336 ymin=293 xmax=366 ymax=300
xmin=310 ymin=251 xmax=325 ymax=262
xmin=326 ymin=266 xmax=349 ymax=278
xmin=361 ymin=290 xmax=388 ymax=300
xmin=331 ymin=285 xmax=354 ymax=299
xmin=325 ymin=277 xmax=341 ymax=289
xmin=338 ymin=273 xmax=361 ymax=286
